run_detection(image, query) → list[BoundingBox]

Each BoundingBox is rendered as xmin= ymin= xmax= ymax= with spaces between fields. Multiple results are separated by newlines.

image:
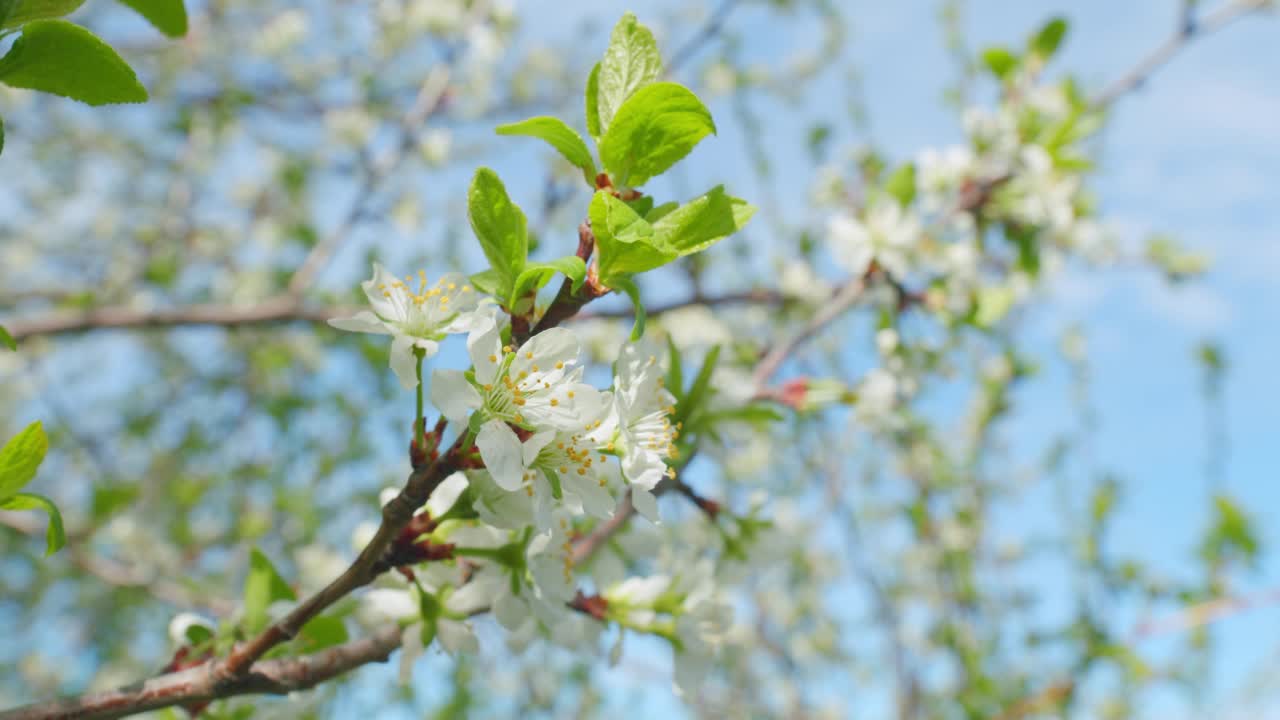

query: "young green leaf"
xmin=884 ymin=162 xmax=917 ymax=207
xmin=584 ymin=61 xmax=603 ymax=139
xmin=510 ymin=256 xmax=587 ymax=307
xmin=0 ymin=0 xmax=85 ymax=30
xmin=243 ymin=547 xmax=297 ymax=634
xmin=600 ymin=82 xmax=715 ymax=187
xmin=0 ymin=421 xmax=47 ymax=500
xmin=597 ymin=12 xmax=662 ymax=134
xmin=1029 ymin=17 xmax=1068 ymax=60
xmin=589 ymin=191 xmax=675 ymax=284
xmin=0 ymin=324 xmax=14 ymax=350
xmin=651 ymin=185 xmax=756 ymax=256
xmin=467 ymin=168 xmax=528 ymax=300
xmin=0 ymin=492 xmax=64 ymax=554
xmin=608 ymin=275 xmax=646 ymax=341
xmin=297 ymin=615 xmax=349 ymax=652
xmin=677 ymin=345 xmax=721 ymax=427
xmin=468 ymin=268 xmax=506 ymax=298
xmin=980 ymin=46 xmax=1019 ymax=80
xmin=496 ymin=116 xmax=597 ymax=185
xmin=0 ymin=20 xmax=148 ymax=105
xmin=118 ymin=0 xmax=187 ymax=38
xmin=665 ymin=333 xmax=684 ymax=402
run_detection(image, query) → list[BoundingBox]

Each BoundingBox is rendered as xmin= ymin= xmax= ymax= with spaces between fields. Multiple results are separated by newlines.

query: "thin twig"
xmin=1093 ymin=0 xmax=1270 ymax=108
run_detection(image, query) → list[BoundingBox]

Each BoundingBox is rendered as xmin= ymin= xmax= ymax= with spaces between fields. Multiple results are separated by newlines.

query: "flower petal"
xmin=476 ymin=421 xmax=527 ymax=491
xmin=430 ymin=370 xmax=481 ymax=424
xmin=425 ymin=471 xmax=469 ymax=518
xmin=467 ymin=315 xmax=503 ymax=385
xmin=632 ymin=487 xmax=661 ymax=523
xmin=389 ymin=335 xmax=420 ymax=389
xmin=328 ymin=310 xmax=391 ymax=335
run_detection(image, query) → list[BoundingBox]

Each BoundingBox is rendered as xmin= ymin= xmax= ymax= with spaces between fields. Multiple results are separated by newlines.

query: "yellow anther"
xmin=577 ymin=468 xmax=586 ymax=476
xmin=555 ymin=361 xmax=565 ymax=370
xmin=525 ymin=351 xmax=533 ymax=360
xmin=488 ymin=354 xmax=497 ymax=363
xmin=550 ymin=398 xmax=559 ymax=407
xmin=567 ymin=391 xmax=575 ymax=399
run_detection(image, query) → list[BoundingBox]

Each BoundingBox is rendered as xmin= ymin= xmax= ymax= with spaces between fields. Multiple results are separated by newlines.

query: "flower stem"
xmin=414 ymin=350 xmax=426 ymax=450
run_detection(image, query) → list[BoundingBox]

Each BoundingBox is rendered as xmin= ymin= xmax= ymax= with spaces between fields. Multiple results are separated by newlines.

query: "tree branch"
xmin=1093 ymin=0 xmax=1270 ymax=108
xmin=0 ymin=625 xmax=403 ymax=720
xmin=3 ymin=297 xmax=350 ymax=342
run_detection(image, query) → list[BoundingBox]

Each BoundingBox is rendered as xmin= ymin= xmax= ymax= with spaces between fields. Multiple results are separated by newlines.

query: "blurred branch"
xmin=3 ymin=297 xmax=350 ymax=342
xmin=0 ymin=624 xmax=405 ymax=720
xmin=576 ymin=288 xmax=786 ymax=320
xmin=1093 ymin=0 xmax=1271 ymax=107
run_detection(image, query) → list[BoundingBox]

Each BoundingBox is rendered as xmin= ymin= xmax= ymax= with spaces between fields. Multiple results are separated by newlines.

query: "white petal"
xmin=389 ymin=335 xmax=420 ymax=389
xmin=328 ymin=310 xmax=390 ymax=335
xmin=399 ymin=623 xmax=424 ymax=686
xmin=511 ymin=327 xmax=578 ymax=379
xmin=364 ymin=588 xmax=417 ymax=620
xmin=413 ymin=337 xmax=441 ymax=359
xmin=467 ymin=315 xmax=503 ymax=385
xmin=430 ymin=370 xmax=481 ymax=424
xmin=437 ymin=619 xmax=478 ymax=655
xmin=522 ymin=430 xmax=556 ymax=466
xmin=622 ymin=449 xmax=666 ymax=492
xmin=365 ymin=263 xmax=405 ymax=321
xmin=632 ymin=487 xmax=661 ymax=523
xmin=493 ymin=588 xmax=528 ymax=630
xmin=425 ymin=472 xmax=469 ymax=518
xmin=476 ymin=421 xmax=527 ymax=491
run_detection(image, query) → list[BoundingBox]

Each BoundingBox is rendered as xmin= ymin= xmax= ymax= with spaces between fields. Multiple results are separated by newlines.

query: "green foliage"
xmin=0 ymin=0 xmax=84 ymax=29
xmin=0 ymin=493 xmax=63 ymax=555
xmin=584 ymin=62 xmax=603 ymax=139
xmin=511 ymin=256 xmax=587 ymax=304
xmin=599 ymin=82 xmax=715 ymax=187
xmin=0 ymin=20 xmax=147 ymax=105
xmin=1029 ymin=17 xmax=1069 ymax=60
xmin=0 ymin=421 xmax=63 ymax=554
xmin=117 ymin=0 xmax=187 ymax=37
xmin=1200 ymin=495 xmax=1259 ymax=568
xmin=980 ymin=46 xmax=1019 ymax=80
xmin=596 ymin=12 xmax=663 ymax=135
xmin=0 ymin=421 xmax=48 ymax=499
xmin=1146 ymin=234 xmax=1210 ymax=283
xmin=243 ymin=548 xmax=297 ymax=634
xmin=297 ymin=615 xmax=349 ymax=652
xmin=884 ymin=162 xmax=917 ymax=206
xmin=496 ymin=116 xmax=597 ymax=185
xmin=590 ymin=186 xmax=753 ymax=287
xmin=609 ymin=275 xmax=646 ymax=341
xmin=0 ymin=323 xmax=14 ymax=351
xmin=467 ymin=168 xmax=529 ymax=303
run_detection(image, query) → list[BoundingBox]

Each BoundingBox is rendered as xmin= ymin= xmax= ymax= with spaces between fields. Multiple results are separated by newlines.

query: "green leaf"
xmin=468 ymin=269 xmax=505 ymax=298
xmin=597 ymin=12 xmax=663 ymax=134
xmin=510 ymin=257 xmax=587 ymax=307
xmin=585 ymin=61 xmax=603 ymax=139
xmin=600 ymin=82 xmax=715 ymax=187
xmin=0 ymin=20 xmax=147 ymax=105
xmin=974 ymin=286 xmax=1015 ymax=329
xmin=243 ymin=548 xmax=296 ymax=634
xmin=651 ymin=185 xmax=755 ymax=256
xmin=117 ymin=0 xmax=186 ymax=37
xmin=609 ymin=275 xmax=646 ymax=341
xmin=467 ymin=168 xmax=528 ymax=301
xmin=665 ymin=333 xmax=684 ymax=402
xmin=298 ymin=615 xmax=348 ymax=652
xmin=1029 ymin=17 xmax=1068 ymax=59
xmin=0 ymin=324 xmax=14 ymax=351
xmin=0 ymin=0 xmax=84 ymax=29
xmin=588 ymin=191 xmax=675 ymax=285
xmin=625 ymin=194 xmax=655 ymax=218
xmin=0 ymin=492 xmax=64 ymax=554
xmin=884 ymin=162 xmax=917 ymax=207
xmin=496 ymin=116 xmax=597 ymax=185
xmin=0 ymin=113 xmax=5 ymax=157
xmin=980 ymin=46 xmax=1019 ymax=80
xmin=677 ymin=345 xmax=721 ymax=427
xmin=0 ymin=421 xmax=47 ymax=500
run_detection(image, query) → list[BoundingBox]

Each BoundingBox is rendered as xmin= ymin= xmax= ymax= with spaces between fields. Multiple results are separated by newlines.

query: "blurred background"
xmin=1 ymin=0 xmax=1278 ymax=718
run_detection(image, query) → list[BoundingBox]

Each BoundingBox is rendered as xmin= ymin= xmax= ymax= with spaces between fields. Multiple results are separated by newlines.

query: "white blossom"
xmin=329 ymin=263 xmax=490 ymax=388
xmin=828 ymin=201 xmax=922 ymax=279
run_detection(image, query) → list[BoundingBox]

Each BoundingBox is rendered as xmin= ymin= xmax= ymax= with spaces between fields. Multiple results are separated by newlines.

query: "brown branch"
xmin=1093 ymin=0 xmax=1270 ymax=107
xmin=0 ymin=625 xmax=403 ymax=720
xmin=751 ymin=276 xmax=868 ymax=388
xmin=3 ymin=297 xmax=351 ymax=342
